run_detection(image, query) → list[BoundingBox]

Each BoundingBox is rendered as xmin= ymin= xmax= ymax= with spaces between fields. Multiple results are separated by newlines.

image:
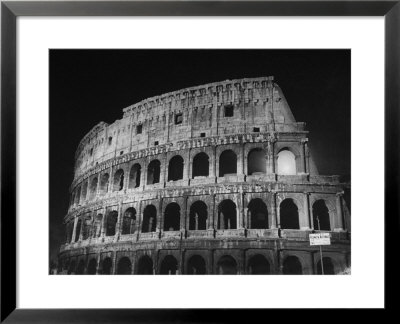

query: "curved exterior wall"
xmin=58 ymin=76 xmax=351 ymax=275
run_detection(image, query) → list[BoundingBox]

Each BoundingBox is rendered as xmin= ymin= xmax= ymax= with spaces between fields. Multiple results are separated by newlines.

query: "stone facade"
xmin=58 ymin=76 xmax=351 ymax=275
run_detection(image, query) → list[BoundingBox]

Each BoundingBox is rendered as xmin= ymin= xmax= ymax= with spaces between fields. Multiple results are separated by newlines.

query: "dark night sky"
xmin=49 ymin=49 xmax=350 ymax=263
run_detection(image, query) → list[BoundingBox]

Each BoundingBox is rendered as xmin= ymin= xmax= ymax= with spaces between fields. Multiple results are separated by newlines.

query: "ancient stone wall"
xmin=58 ymin=76 xmax=350 ymax=275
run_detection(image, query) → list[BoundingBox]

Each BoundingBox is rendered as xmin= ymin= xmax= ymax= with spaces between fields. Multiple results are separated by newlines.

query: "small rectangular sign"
xmin=309 ymin=233 xmax=331 ymax=246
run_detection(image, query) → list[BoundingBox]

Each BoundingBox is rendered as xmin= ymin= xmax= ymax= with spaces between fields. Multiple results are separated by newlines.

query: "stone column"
xmin=300 ymin=139 xmax=308 ymax=174
xmin=107 ymin=166 xmax=113 ymax=193
xmin=208 ymin=194 xmax=216 ymax=230
xmin=238 ymin=191 xmax=245 ymax=229
xmin=71 ymin=216 xmax=78 ymax=243
xmin=301 ymin=193 xmax=311 ymax=230
xmin=100 ymin=207 xmax=107 ymax=237
xmin=78 ymin=217 xmax=84 ymax=241
xmin=270 ymin=192 xmax=277 ymax=229
xmin=183 ymin=150 xmax=190 ymax=182
xmin=157 ymin=197 xmax=163 ymax=233
xmin=267 ymin=138 xmax=276 ymax=174
xmin=181 ymin=196 xmax=188 ymax=232
xmin=115 ymin=202 xmax=123 ymax=237
xmin=211 ymin=146 xmax=217 ymax=180
xmin=237 ymin=146 xmax=245 ymax=177
xmin=335 ymin=193 xmax=344 ymax=231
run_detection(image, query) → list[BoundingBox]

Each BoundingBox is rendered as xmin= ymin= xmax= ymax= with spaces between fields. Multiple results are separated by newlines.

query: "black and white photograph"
xmin=50 ymin=49 xmax=351 ymax=275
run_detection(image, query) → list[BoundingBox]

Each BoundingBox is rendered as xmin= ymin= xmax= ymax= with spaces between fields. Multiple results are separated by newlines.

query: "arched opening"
xmin=317 ymin=257 xmax=335 ymax=275
xmin=87 ymin=258 xmax=97 ymax=275
xmin=92 ymin=214 xmax=103 ymax=238
xmin=75 ymin=219 xmax=82 ymax=242
xmin=313 ymin=200 xmax=331 ymax=231
xmin=137 ymin=255 xmax=153 ymax=274
xmin=66 ymin=222 xmax=73 ymax=243
xmin=129 ymin=163 xmax=141 ymax=188
xmin=82 ymin=217 xmax=92 ymax=240
xmin=248 ymin=255 xmax=270 ymax=274
xmin=217 ymin=255 xmax=237 ymax=274
xmin=67 ymin=260 xmax=76 ymax=274
xmin=247 ymin=148 xmax=266 ymax=175
xmin=147 ymin=160 xmax=161 ymax=184
xmin=117 ymin=257 xmax=132 ymax=275
xmin=192 ymin=152 xmax=209 ymax=178
xmin=160 ymin=255 xmax=178 ymax=275
xmin=113 ymin=169 xmax=124 ymax=191
xmin=100 ymin=173 xmax=109 ymax=194
xmin=248 ymin=198 xmax=268 ymax=229
xmin=75 ymin=186 xmax=81 ymax=205
xmin=187 ymin=255 xmax=206 ymax=274
xmin=81 ymin=181 xmax=88 ymax=201
xmin=121 ymin=207 xmax=136 ymax=235
xmin=219 ymin=150 xmax=237 ymax=177
xmin=101 ymin=257 xmax=113 ymax=275
xmin=189 ymin=201 xmax=208 ymax=230
xmin=89 ymin=177 xmax=98 ymax=199
xmin=168 ymin=155 xmax=184 ymax=181
xmin=283 ymin=256 xmax=303 ymax=274
xmin=280 ymin=199 xmax=300 ymax=230
xmin=218 ymin=200 xmax=237 ymax=230
xmin=277 ymin=149 xmax=296 ymax=175
xmin=142 ymin=205 xmax=157 ymax=233
xmin=76 ymin=260 xmax=85 ymax=274
xmin=164 ymin=203 xmax=180 ymax=231
xmin=105 ymin=211 xmax=118 ymax=236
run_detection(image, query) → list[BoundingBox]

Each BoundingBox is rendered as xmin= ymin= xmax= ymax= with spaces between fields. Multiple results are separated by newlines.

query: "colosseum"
xmin=58 ymin=76 xmax=351 ymax=275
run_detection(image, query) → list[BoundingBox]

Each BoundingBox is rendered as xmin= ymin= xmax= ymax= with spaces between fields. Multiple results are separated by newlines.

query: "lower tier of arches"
xmin=57 ymin=239 xmax=350 ymax=275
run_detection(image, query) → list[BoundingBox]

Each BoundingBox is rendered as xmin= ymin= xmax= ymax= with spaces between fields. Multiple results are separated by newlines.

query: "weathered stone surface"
xmin=58 ymin=77 xmax=350 ymax=275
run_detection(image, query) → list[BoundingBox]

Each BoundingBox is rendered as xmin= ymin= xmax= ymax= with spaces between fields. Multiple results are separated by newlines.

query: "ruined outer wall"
xmin=58 ymin=76 xmax=350 ymax=275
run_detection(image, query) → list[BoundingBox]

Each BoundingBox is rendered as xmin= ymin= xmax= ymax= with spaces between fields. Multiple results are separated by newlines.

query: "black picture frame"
xmin=1 ymin=0 xmax=398 ymax=322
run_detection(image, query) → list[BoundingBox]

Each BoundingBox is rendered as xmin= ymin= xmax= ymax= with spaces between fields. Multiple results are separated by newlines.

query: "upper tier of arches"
xmin=73 ymin=76 xmax=306 ymax=180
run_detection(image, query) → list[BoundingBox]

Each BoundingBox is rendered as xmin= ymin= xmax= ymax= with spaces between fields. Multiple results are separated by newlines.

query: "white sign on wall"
xmin=309 ymin=233 xmax=331 ymax=246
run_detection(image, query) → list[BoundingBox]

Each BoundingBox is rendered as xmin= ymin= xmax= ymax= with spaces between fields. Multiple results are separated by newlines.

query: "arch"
xmin=75 ymin=219 xmax=82 ymax=242
xmin=187 ymin=255 xmax=206 ymax=274
xmin=189 ymin=201 xmax=208 ymax=230
xmin=142 ymin=205 xmax=157 ymax=233
xmin=121 ymin=207 xmax=136 ymax=235
xmin=75 ymin=186 xmax=81 ymax=205
xmin=67 ymin=260 xmax=76 ymax=274
xmin=168 ymin=155 xmax=184 ymax=181
xmin=164 ymin=202 xmax=181 ymax=231
xmin=87 ymin=258 xmax=97 ymax=275
xmin=89 ymin=177 xmax=98 ymax=199
xmin=101 ymin=257 xmax=113 ymax=275
xmin=129 ymin=163 xmax=141 ymax=188
xmin=192 ymin=152 xmax=209 ymax=178
xmin=137 ymin=255 xmax=153 ymax=274
xmin=105 ymin=211 xmax=118 ymax=236
xmin=248 ymin=198 xmax=268 ymax=229
xmin=147 ymin=160 xmax=161 ymax=184
xmin=92 ymin=214 xmax=103 ymax=238
xmin=76 ymin=260 xmax=85 ymax=274
xmin=81 ymin=181 xmax=88 ymax=201
xmin=66 ymin=222 xmax=73 ymax=243
xmin=312 ymin=200 xmax=331 ymax=231
xmin=217 ymin=255 xmax=237 ymax=274
xmin=247 ymin=148 xmax=266 ymax=175
xmin=160 ymin=255 xmax=178 ymax=275
xmin=283 ymin=256 xmax=303 ymax=274
xmin=219 ymin=150 xmax=237 ymax=177
xmin=248 ymin=254 xmax=270 ymax=274
xmin=317 ymin=257 xmax=335 ymax=275
xmin=117 ymin=257 xmax=132 ymax=275
xmin=100 ymin=173 xmax=109 ymax=194
xmin=218 ymin=199 xmax=237 ymax=230
xmin=280 ymin=199 xmax=300 ymax=230
xmin=113 ymin=169 xmax=124 ymax=191
xmin=82 ymin=217 xmax=92 ymax=240
xmin=277 ymin=149 xmax=296 ymax=175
